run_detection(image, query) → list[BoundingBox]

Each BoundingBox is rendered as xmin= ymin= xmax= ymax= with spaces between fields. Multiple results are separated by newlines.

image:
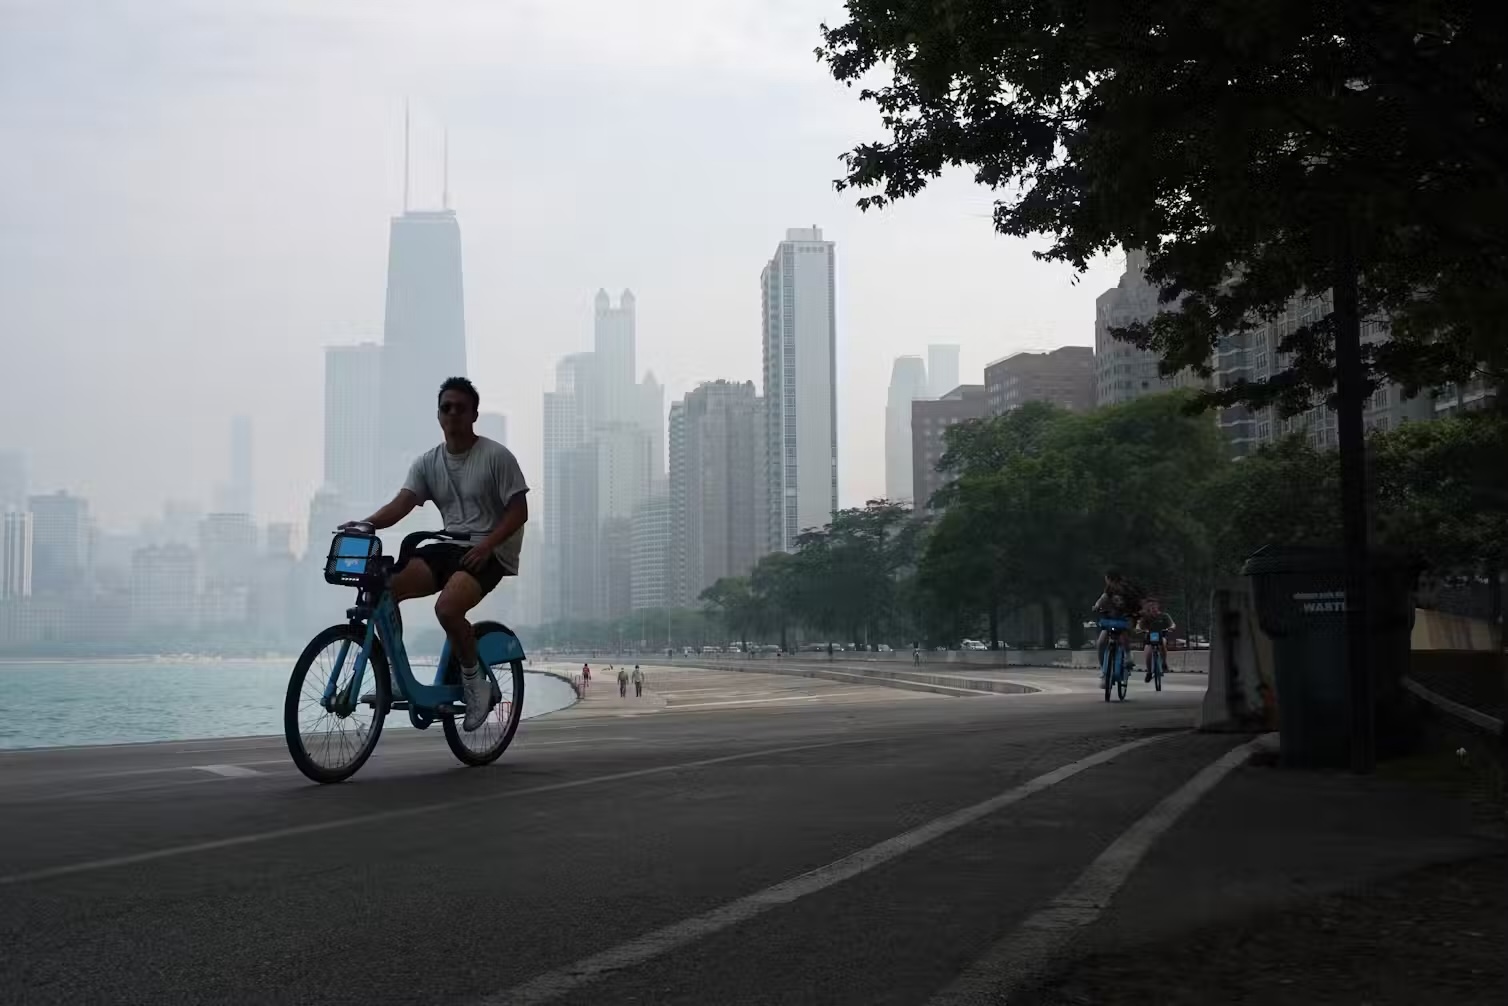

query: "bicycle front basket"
xmin=325 ymin=532 xmax=382 ymax=586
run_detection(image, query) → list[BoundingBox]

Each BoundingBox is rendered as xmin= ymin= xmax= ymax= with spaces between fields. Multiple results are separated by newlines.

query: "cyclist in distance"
xmin=342 ymin=376 xmax=530 ymax=731
xmin=1138 ymin=597 xmax=1177 ymax=682
xmin=1092 ymin=569 xmax=1143 ymax=684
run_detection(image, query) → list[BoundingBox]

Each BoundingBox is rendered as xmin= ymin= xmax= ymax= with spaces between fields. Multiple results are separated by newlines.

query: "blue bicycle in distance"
xmin=1097 ymin=616 xmax=1131 ymax=703
xmin=1146 ymin=629 xmax=1166 ymax=692
xmin=283 ymin=524 xmax=527 ymax=784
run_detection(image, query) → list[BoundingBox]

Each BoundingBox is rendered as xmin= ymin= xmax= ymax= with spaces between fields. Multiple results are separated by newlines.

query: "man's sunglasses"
xmin=438 ymin=402 xmax=470 ymax=415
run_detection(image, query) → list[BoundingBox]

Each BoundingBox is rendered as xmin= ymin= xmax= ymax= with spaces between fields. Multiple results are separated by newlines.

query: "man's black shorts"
xmin=410 ymin=543 xmax=507 ymax=596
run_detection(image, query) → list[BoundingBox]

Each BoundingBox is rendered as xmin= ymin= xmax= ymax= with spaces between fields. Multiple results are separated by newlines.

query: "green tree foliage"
xmin=1201 ymin=412 xmax=1508 ymax=578
xmin=922 ymin=392 xmax=1228 ymax=643
xmin=818 ymin=0 xmax=1508 ymax=411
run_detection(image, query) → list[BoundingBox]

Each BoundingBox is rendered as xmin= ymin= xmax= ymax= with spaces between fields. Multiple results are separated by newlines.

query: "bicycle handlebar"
xmin=333 ymin=524 xmax=469 ymax=571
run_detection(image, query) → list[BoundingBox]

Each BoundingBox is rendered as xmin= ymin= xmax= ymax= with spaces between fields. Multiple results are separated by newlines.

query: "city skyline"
xmin=0 ymin=2 xmax=1123 ymax=534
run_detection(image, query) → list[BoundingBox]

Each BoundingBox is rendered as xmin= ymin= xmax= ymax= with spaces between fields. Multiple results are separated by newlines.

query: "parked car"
xmin=876 ymin=643 xmax=893 ymax=653
xmin=960 ymin=639 xmax=988 ymax=651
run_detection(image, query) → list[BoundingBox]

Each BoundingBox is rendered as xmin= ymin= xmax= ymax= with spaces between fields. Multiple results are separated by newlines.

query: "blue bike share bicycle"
xmin=1098 ymin=616 xmax=1131 ymax=702
xmin=283 ymin=523 xmax=527 ymax=784
xmin=1146 ymin=629 xmax=1166 ymax=692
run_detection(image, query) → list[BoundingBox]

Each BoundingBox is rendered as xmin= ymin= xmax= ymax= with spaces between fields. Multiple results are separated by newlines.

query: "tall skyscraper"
xmin=2 ymin=509 xmax=32 ymax=600
xmin=638 ymin=372 xmax=665 ymax=483
xmin=542 ymin=354 xmax=593 ymax=623
xmin=477 ymin=412 xmax=508 ymax=446
xmin=214 ymin=415 xmax=254 ymax=516
xmin=927 ymin=344 xmax=961 ymax=399
xmin=0 ymin=451 xmax=26 ymax=511
xmin=885 ymin=356 xmax=930 ymax=502
xmin=1096 ymin=249 xmax=1178 ymax=407
xmin=762 ymin=226 xmax=838 ymax=552
xmin=378 ymin=209 xmax=467 ymax=485
xmin=324 ymin=342 xmax=383 ymax=511
xmin=26 ymin=491 xmax=89 ymax=596
xmin=594 ymin=289 xmax=637 ymax=425
xmin=669 ymin=381 xmax=766 ymax=605
xmin=630 ymin=487 xmax=672 ymax=612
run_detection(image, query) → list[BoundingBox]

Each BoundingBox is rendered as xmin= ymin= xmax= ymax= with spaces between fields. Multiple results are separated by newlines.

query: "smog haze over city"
xmin=0 ymin=0 xmax=1120 ymax=538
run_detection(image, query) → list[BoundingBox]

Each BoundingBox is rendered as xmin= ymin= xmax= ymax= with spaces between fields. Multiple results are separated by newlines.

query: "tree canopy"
xmin=818 ymin=0 xmax=1508 ymax=412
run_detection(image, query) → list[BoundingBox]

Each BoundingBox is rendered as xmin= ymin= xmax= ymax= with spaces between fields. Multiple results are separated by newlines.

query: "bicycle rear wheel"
xmin=442 ymin=622 xmax=525 ymax=767
xmin=285 ymin=624 xmax=389 ymax=784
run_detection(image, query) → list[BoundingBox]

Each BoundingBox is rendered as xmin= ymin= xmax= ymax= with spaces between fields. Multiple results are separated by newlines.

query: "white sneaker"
xmin=462 ymin=667 xmax=499 ymax=732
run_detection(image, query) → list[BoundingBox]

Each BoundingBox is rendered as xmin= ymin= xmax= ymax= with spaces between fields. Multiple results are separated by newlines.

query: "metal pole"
xmin=1333 ymin=231 xmax=1375 ymax=773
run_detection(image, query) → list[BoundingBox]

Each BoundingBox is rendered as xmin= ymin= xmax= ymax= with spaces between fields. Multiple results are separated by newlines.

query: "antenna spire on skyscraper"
xmin=402 ymin=100 xmax=411 ymax=213
xmin=442 ymin=126 xmax=450 ymax=210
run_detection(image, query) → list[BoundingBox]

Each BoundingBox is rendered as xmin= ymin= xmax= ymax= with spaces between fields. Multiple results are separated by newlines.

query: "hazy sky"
xmin=0 ymin=0 xmax=1124 ymax=540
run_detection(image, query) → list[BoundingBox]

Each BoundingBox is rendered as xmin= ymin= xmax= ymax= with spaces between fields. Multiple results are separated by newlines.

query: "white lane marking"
xmin=927 ymin=735 xmax=1267 ymax=1004
xmin=10 ymin=738 xmax=652 ymax=804
xmin=477 ymin=732 xmax=1178 ymax=1006
xmin=193 ymin=764 xmax=263 ymax=779
xmin=0 ymin=738 xmax=879 ymax=888
xmin=665 ymin=695 xmax=823 ymax=710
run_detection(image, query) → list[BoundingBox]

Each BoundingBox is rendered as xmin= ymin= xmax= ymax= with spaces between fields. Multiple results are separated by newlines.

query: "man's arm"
xmin=461 ymin=493 xmax=529 ymax=572
xmin=355 ymin=490 xmax=420 ymax=530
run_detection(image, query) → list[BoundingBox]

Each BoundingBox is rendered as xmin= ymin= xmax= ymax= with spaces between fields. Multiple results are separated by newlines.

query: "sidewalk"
xmin=1034 ymin=854 xmax=1505 ymax=1005
xmin=532 ymin=662 xmax=668 ymax=719
xmin=1025 ymin=747 xmax=1506 ymax=1005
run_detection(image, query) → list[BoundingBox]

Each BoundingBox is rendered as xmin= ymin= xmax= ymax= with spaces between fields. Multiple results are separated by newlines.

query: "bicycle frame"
xmin=1147 ymin=630 xmax=1165 ymax=678
xmin=321 ymin=572 xmax=526 ymax=731
xmin=1098 ymin=618 xmax=1131 ymax=684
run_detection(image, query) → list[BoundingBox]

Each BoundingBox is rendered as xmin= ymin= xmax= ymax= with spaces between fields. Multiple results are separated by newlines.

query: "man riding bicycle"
xmin=1138 ymin=597 xmax=1177 ymax=683
xmin=343 ymin=376 xmax=530 ymax=732
xmin=1092 ymin=569 xmax=1144 ymax=684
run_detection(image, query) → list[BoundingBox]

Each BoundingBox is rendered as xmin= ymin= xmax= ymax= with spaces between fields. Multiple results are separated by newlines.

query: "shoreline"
xmin=0 ymin=654 xmax=301 ymax=665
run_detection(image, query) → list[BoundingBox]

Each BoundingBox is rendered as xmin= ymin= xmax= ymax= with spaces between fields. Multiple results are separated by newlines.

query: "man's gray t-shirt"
xmin=402 ymin=436 xmax=529 ymax=574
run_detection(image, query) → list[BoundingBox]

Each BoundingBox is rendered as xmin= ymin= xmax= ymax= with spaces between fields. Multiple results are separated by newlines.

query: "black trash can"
xmin=1242 ymin=545 xmax=1419 ymax=768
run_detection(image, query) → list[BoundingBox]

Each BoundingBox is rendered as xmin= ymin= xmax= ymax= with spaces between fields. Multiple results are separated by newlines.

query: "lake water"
xmin=0 ymin=659 xmax=579 ymax=750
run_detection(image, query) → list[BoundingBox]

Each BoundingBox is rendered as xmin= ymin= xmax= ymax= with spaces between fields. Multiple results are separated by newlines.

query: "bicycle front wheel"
xmin=442 ymin=622 xmax=525 ymax=767
xmin=1102 ymin=648 xmax=1113 ymax=703
xmin=284 ymin=624 xmax=389 ymax=784
xmin=1154 ymin=652 xmax=1164 ymax=692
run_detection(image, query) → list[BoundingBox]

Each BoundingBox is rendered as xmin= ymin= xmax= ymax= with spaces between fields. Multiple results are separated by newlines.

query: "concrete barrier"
xmin=1412 ymin=608 xmax=1501 ymax=652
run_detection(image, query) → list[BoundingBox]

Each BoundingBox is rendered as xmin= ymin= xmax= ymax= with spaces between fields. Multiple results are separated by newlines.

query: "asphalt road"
xmin=0 ymin=667 xmax=1229 ymax=1004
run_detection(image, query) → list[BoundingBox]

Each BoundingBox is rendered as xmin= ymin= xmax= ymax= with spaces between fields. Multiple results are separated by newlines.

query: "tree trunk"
xmin=1064 ymin=600 xmax=1084 ymax=649
xmin=1334 ymin=235 xmax=1375 ymax=773
xmin=1041 ymin=601 xmax=1056 ymax=649
xmin=988 ymin=603 xmax=1000 ymax=651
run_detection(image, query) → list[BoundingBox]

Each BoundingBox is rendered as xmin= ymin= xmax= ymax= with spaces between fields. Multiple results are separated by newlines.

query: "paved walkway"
xmin=536 ymin=660 xmax=938 ymax=718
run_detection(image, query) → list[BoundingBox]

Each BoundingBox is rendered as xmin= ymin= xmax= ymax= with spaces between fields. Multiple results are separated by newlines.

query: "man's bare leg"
xmin=437 ymin=573 xmax=495 ymax=731
xmin=390 ymin=559 xmax=438 ymax=604
xmin=434 ymin=572 xmax=484 ymax=667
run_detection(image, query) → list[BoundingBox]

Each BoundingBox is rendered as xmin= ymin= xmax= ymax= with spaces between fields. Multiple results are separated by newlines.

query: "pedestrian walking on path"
xmin=617 ymin=665 xmax=629 ymax=698
xmin=582 ymin=662 xmax=591 ymax=688
xmin=631 ymin=664 xmax=645 ymax=698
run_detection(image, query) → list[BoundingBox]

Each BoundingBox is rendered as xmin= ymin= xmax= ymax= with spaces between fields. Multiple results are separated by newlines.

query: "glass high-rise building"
xmin=324 ymin=342 xmax=383 ymax=511
xmin=885 ymin=356 xmax=930 ymax=503
xmin=378 ymin=209 xmax=467 ymax=484
xmin=761 ymin=227 xmax=838 ymax=552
